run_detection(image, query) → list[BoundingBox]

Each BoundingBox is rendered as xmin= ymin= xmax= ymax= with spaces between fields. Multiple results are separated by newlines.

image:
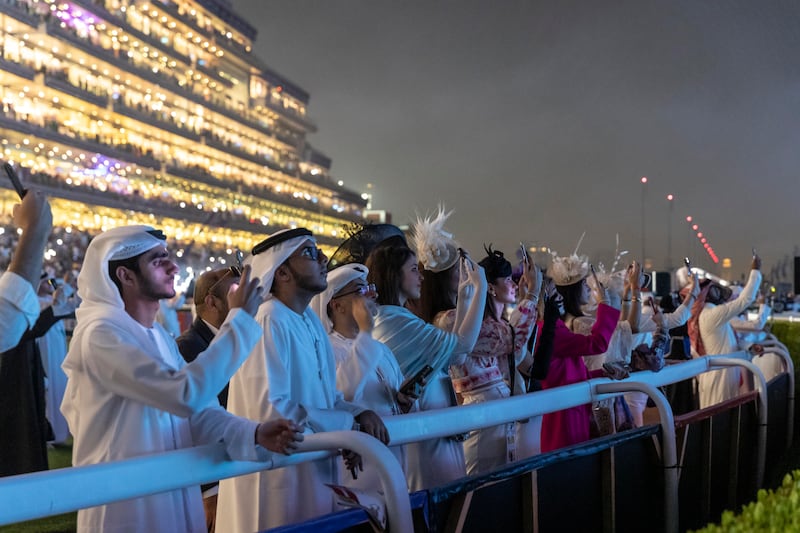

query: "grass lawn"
xmin=769 ymin=320 xmax=800 ymax=370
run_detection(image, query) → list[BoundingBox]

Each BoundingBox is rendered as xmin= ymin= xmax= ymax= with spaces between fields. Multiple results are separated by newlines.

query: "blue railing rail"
xmin=0 ymin=352 xmax=784 ymax=532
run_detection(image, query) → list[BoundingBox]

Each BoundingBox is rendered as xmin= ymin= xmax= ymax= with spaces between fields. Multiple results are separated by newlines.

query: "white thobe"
xmin=330 ymin=331 xmax=408 ymax=493
xmin=695 ymin=269 xmax=762 ymax=408
xmin=0 ymin=271 xmax=39 ymax=352
xmin=623 ymin=301 xmax=693 ymax=425
xmin=61 ymin=309 xmax=263 ymax=533
xmin=216 ymin=299 xmax=364 ymax=532
xmin=372 ymin=305 xmax=465 ymax=491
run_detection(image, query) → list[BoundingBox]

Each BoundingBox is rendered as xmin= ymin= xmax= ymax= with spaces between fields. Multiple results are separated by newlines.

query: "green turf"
xmin=770 ymin=320 xmax=800 ymax=372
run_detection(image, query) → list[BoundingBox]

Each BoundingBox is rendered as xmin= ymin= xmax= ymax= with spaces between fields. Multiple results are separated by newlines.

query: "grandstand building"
xmin=0 ymin=0 xmax=367 ymax=260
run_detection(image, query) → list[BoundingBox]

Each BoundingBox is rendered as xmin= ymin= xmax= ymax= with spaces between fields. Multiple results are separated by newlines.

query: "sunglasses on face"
xmin=333 ymin=283 xmax=377 ymax=299
xmin=204 ymin=265 xmax=242 ymax=300
xmin=293 ymin=246 xmax=324 ymax=261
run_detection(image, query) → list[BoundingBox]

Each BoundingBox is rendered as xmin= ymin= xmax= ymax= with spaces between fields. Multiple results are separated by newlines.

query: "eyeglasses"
xmin=333 ymin=283 xmax=377 ymax=299
xmin=203 ymin=266 xmax=241 ymax=301
xmin=292 ymin=246 xmax=324 ymax=262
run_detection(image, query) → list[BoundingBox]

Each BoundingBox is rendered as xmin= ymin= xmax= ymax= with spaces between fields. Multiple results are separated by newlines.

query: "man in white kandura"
xmin=217 ymin=228 xmax=388 ymax=531
xmin=688 ymin=253 xmax=762 ymax=409
xmin=61 ymin=225 xmax=302 ymax=533
xmin=312 ymin=263 xmax=415 ymax=493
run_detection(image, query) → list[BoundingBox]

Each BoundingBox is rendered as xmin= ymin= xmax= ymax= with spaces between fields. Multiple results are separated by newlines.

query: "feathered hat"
xmin=411 ymin=205 xmax=460 ymax=273
xmin=547 ymin=232 xmax=590 ymax=286
xmin=591 ymin=233 xmax=629 ymax=293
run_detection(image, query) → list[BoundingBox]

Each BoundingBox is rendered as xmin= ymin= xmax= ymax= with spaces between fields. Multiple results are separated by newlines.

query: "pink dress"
xmin=539 ymin=303 xmax=620 ymax=452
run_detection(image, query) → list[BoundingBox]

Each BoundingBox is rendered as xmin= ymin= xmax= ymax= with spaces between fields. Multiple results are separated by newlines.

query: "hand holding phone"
xmin=3 ymin=162 xmax=27 ymax=198
xmin=751 ymin=249 xmax=761 ymax=271
xmin=399 ymin=365 xmax=434 ymax=398
xmin=590 ymin=264 xmax=602 ymax=289
xmin=589 ymin=264 xmax=608 ymax=303
xmin=457 ymin=248 xmax=474 ymax=272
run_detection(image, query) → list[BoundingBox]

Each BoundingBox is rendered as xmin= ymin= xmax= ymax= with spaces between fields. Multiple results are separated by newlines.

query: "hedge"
xmin=694 ymin=470 xmax=800 ymax=532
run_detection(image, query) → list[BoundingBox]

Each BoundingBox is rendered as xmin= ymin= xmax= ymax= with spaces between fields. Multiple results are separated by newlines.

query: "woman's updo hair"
xmin=478 ymin=245 xmax=513 ymax=321
xmin=478 ymin=245 xmax=512 ymax=282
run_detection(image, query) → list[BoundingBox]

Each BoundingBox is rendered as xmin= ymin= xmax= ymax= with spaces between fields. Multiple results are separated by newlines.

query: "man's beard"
xmin=285 ymin=262 xmax=327 ymax=295
xmin=137 ymin=273 xmax=176 ymax=301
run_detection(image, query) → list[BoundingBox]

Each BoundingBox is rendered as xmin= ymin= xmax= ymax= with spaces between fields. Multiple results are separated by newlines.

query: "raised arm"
xmin=509 ymin=259 xmax=543 ymax=362
xmin=82 ymin=309 xmax=262 ymax=418
xmin=621 ymin=262 xmax=643 ymax=333
xmin=701 ymin=257 xmax=762 ymax=329
xmin=8 ymin=189 xmax=52 ymax=288
xmin=450 ymin=255 xmax=488 ymax=354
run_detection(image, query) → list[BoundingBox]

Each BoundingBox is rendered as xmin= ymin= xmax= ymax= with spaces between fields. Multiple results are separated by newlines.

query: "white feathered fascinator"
xmin=592 ymin=233 xmax=629 ymax=293
xmin=411 ymin=205 xmax=460 ymax=273
xmin=547 ymin=232 xmax=590 ymax=286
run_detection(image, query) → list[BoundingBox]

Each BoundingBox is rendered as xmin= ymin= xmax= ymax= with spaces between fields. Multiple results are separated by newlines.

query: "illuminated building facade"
xmin=0 ymin=0 xmax=366 ymax=258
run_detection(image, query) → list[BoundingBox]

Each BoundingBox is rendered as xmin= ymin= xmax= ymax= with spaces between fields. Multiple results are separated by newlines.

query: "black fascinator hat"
xmin=327 ymin=223 xmax=407 ymax=271
xmin=478 ymin=245 xmax=512 ymax=281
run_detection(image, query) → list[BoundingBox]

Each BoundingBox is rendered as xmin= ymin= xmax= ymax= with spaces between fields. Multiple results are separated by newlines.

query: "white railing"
xmin=753 ymin=333 xmax=795 ymax=448
xmin=0 ymin=352 xmax=779 ymax=532
xmin=0 ymin=431 xmax=411 ymax=531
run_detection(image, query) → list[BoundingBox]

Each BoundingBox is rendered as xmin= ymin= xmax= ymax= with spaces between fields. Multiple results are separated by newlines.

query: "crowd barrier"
xmin=0 ymin=350 xmax=793 ymax=532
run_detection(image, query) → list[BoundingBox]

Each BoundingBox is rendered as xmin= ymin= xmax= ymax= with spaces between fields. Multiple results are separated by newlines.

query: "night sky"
xmin=235 ymin=0 xmax=800 ymax=284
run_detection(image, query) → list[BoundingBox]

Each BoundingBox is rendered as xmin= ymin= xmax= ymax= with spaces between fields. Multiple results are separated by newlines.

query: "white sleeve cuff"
xmin=0 ymin=271 xmax=40 ymax=326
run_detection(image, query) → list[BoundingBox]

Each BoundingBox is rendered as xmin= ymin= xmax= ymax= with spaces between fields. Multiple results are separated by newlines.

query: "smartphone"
xmin=457 ymin=247 xmax=474 ymax=272
xmin=399 ymin=365 xmax=434 ymax=398
xmin=235 ymin=249 xmax=244 ymax=268
xmin=684 ymin=257 xmax=691 ymax=271
xmin=649 ymin=297 xmax=659 ymax=314
xmin=60 ymin=283 xmax=75 ymax=298
xmin=752 ymin=247 xmax=757 ymax=258
xmin=519 ymin=242 xmax=529 ymax=266
xmin=3 ymin=163 xmax=27 ymax=198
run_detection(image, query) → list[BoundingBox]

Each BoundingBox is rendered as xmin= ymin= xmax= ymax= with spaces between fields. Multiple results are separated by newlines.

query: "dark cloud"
xmin=235 ymin=0 xmax=800 ymax=281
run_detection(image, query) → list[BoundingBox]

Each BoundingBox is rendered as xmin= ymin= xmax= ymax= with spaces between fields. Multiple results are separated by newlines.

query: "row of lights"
xmin=641 ymin=177 xmax=720 ymax=267
xmin=4 ymin=6 xmax=354 ymax=230
xmin=14 ymin=0 xmax=303 ymax=119
xmin=1 ymin=84 xmax=304 ymax=198
xmin=4 ymin=146 xmax=343 ymax=233
xmin=685 ymin=215 xmax=719 ymax=264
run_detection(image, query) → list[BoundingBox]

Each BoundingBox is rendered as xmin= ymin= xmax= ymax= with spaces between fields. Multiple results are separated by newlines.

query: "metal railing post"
xmin=295 ymin=431 xmax=412 ymax=533
xmin=760 ymin=335 xmax=795 ymax=449
xmin=708 ymin=357 xmax=768 ymax=488
xmin=593 ymin=381 xmax=678 ymax=533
